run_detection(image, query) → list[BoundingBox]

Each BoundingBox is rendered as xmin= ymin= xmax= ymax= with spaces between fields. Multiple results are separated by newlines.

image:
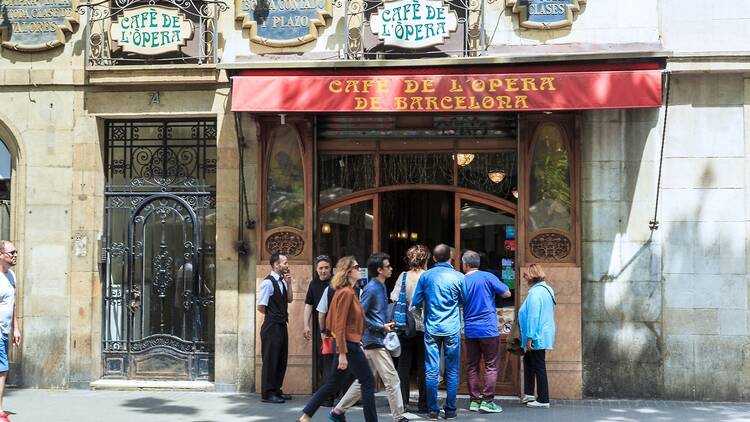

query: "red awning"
xmin=231 ymin=64 xmax=663 ymax=113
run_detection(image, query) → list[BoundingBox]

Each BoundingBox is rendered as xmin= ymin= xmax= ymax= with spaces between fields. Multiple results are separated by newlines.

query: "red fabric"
xmin=231 ymin=69 xmax=663 ymax=112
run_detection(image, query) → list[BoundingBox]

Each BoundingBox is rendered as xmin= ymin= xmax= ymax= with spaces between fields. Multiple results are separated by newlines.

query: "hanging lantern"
xmin=488 ymin=170 xmax=506 ymax=184
xmin=321 ymin=223 xmax=331 ymax=234
xmin=453 ymin=153 xmax=475 ymax=167
xmin=410 ymin=232 xmax=418 ymax=241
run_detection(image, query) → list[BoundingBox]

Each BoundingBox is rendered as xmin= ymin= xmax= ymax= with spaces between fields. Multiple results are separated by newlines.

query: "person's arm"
xmin=360 ymin=286 xmax=382 ymax=333
xmin=490 ymin=274 xmax=512 ymax=299
xmin=410 ymin=274 xmax=426 ymax=309
xmin=11 ymin=305 xmax=19 ymax=346
xmin=303 ymin=304 xmax=313 ymax=340
xmin=256 ymin=279 xmax=272 ymax=314
xmin=390 ymin=273 xmax=403 ymax=303
xmin=523 ymin=292 xmax=543 ymax=350
xmin=283 ymin=273 xmax=294 ymax=303
xmin=330 ymin=291 xmax=352 ymax=353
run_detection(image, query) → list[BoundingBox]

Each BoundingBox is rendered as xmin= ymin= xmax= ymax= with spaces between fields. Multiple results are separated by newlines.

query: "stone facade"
xmin=0 ymin=0 xmax=746 ymax=401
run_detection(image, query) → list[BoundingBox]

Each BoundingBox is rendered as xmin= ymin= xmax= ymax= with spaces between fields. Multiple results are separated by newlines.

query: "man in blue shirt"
xmin=461 ymin=250 xmax=511 ymax=414
xmin=412 ymin=244 xmax=464 ymax=420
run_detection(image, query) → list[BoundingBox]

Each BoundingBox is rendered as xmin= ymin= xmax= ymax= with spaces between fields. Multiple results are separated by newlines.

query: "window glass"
xmin=0 ymin=141 xmax=10 ymax=241
xmin=458 ymin=151 xmax=517 ymax=202
xmin=318 ymin=154 xmax=375 ymax=206
xmin=380 ymin=153 xmax=453 ymax=186
xmin=528 ymin=123 xmax=571 ymax=232
xmin=266 ymin=125 xmax=305 ymax=230
xmin=318 ymin=201 xmax=373 ymax=268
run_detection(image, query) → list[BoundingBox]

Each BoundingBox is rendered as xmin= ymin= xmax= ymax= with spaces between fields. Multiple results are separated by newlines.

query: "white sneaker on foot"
xmin=526 ymin=400 xmax=550 ymax=408
xmin=521 ymin=395 xmax=535 ymax=404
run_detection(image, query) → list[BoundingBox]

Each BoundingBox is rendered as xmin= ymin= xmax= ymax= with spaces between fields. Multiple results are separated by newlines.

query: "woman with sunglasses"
xmin=297 ymin=256 xmax=378 ymax=422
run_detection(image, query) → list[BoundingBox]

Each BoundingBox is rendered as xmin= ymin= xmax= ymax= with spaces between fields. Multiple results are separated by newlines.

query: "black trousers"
xmin=304 ymin=341 xmax=378 ymax=422
xmin=397 ymin=331 xmax=427 ymax=409
xmin=523 ymin=349 xmax=549 ymax=403
xmin=322 ymin=352 xmax=356 ymax=400
xmin=261 ymin=321 xmax=288 ymax=398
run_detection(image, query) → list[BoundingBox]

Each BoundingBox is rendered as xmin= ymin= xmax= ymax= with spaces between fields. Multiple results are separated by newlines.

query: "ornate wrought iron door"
xmin=102 ymin=120 xmax=216 ymax=380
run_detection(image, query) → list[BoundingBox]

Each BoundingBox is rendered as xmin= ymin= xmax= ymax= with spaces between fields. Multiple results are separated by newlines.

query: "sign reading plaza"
xmin=110 ymin=6 xmax=194 ymax=55
xmin=506 ymin=0 xmax=586 ymax=29
xmin=370 ymin=0 xmax=458 ymax=48
xmin=0 ymin=0 xmax=78 ymax=51
xmin=236 ymin=0 xmax=332 ymax=47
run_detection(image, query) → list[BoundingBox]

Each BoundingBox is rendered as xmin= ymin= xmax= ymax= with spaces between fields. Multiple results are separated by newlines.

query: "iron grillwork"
xmin=78 ymin=0 xmax=228 ymax=66
xmin=103 ymin=120 xmax=216 ymax=380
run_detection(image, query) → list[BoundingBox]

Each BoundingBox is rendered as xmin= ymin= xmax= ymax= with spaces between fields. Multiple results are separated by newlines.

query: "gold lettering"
xmin=514 ymin=95 xmax=529 ymax=109
xmin=409 ymin=97 xmax=425 ymax=110
xmin=361 ymin=80 xmax=374 ymax=93
xmin=345 ymin=80 xmax=361 ymax=93
xmin=376 ymin=79 xmax=390 ymax=94
xmin=482 ymin=96 xmax=495 ymax=109
xmin=521 ymin=78 xmax=538 ymax=91
xmin=369 ymin=97 xmax=382 ymax=110
xmin=329 ymin=80 xmax=342 ymax=93
xmin=404 ymin=80 xmax=419 ymax=94
xmin=395 ymin=97 xmax=408 ymax=110
xmin=469 ymin=79 xmax=485 ymax=92
xmin=467 ymin=96 xmax=481 ymax=110
xmin=497 ymin=96 xmax=512 ymax=108
xmin=488 ymin=79 xmax=502 ymax=92
xmin=505 ymin=78 xmax=519 ymax=92
xmin=454 ymin=96 xmax=467 ymax=110
xmin=540 ymin=77 xmax=556 ymax=91
xmin=449 ymin=79 xmax=463 ymax=93
xmin=440 ymin=96 xmax=453 ymax=110
xmin=354 ymin=97 xmax=368 ymax=110
xmin=425 ymin=97 xmax=438 ymax=110
xmin=422 ymin=80 xmax=435 ymax=93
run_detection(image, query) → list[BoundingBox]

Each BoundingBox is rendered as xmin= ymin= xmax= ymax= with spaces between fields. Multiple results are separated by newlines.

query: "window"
xmin=528 ymin=123 xmax=571 ymax=233
xmin=266 ymin=125 xmax=305 ymax=230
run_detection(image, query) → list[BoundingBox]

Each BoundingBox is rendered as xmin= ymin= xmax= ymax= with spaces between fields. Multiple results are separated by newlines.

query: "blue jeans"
xmin=424 ymin=331 xmax=460 ymax=413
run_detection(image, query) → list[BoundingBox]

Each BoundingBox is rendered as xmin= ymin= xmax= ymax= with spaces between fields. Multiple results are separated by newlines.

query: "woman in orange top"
xmin=297 ymin=256 xmax=378 ymax=422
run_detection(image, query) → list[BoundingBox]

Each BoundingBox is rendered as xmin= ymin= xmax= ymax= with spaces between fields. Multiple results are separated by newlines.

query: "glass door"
xmin=458 ymin=197 xmax=519 ymax=396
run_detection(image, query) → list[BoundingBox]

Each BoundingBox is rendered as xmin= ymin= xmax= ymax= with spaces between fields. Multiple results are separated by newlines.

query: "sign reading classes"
xmin=506 ymin=0 xmax=586 ymax=29
xmin=370 ymin=0 xmax=458 ymax=49
xmin=0 ymin=0 xmax=78 ymax=51
xmin=109 ymin=6 xmax=194 ymax=55
xmin=231 ymin=70 xmax=663 ymax=112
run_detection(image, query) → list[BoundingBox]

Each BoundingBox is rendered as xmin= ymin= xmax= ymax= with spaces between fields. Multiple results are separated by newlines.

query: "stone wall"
xmin=581 ymin=73 xmax=750 ymax=400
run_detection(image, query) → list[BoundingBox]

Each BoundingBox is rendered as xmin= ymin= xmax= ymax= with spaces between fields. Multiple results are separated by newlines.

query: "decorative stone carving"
xmin=265 ymin=231 xmax=304 ymax=256
xmin=529 ymin=232 xmax=571 ymax=261
xmin=0 ymin=0 xmax=78 ymax=51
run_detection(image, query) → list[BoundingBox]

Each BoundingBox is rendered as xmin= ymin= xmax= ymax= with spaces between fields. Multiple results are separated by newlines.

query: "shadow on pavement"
xmin=121 ymin=397 xmax=200 ymax=415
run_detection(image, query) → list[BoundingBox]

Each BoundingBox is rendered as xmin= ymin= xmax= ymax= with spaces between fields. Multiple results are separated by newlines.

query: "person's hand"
xmin=320 ymin=331 xmax=329 ymax=341
xmin=13 ymin=327 xmax=21 ymax=346
xmin=383 ymin=322 xmax=396 ymax=333
xmin=337 ymin=353 xmax=348 ymax=371
xmin=282 ymin=271 xmax=293 ymax=284
xmin=303 ymin=327 xmax=312 ymax=341
xmin=526 ymin=338 xmax=533 ymax=351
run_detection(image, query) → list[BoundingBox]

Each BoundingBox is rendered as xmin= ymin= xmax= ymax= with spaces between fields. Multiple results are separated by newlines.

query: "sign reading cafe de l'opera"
xmin=0 ymin=0 xmax=78 ymax=51
xmin=236 ymin=0 xmax=332 ymax=47
xmin=109 ymin=6 xmax=194 ymax=55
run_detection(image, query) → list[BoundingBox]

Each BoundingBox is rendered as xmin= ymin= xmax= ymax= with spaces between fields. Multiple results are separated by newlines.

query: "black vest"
xmin=264 ymin=275 xmax=289 ymax=324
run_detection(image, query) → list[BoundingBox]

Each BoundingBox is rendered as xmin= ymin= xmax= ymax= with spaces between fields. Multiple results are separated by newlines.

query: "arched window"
xmin=0 ymin=141 xmax=11 ymax=241
xmin=528 ymin=122 xmax=571 ymax=233
xmin=266 ymin=124 xmax=305 ymax=230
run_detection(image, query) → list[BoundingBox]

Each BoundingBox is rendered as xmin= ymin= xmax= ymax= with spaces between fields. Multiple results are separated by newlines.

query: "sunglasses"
xmin=350 ymin=264 xmax=360 ymax=271
xmin=3 ymin=250 xmax=17 ymax=256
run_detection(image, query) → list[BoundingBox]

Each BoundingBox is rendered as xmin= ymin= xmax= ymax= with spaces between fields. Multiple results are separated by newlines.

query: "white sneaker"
xmin=521 ymin=395 xmax=536 ymax=404
xmin=526 ymin=400 xmax=550 ymax=408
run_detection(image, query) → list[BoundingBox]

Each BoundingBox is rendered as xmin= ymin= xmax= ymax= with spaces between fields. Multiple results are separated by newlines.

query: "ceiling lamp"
xmin=410 ymin=232 xmax=418 ymax=241
xmin=488 ymin=170 xmax=506 ymax=184
xmin=453 ymin=153 xmax=475 ymax=167
xmin=321 ymin=223 xmax=331 ymax=234
xmin=512 ymin=187 xmax=519 ymax=199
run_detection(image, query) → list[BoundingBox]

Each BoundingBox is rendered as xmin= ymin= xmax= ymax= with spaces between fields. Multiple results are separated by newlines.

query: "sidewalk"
xmin=3 ymin=389 xmax=750 ymax=422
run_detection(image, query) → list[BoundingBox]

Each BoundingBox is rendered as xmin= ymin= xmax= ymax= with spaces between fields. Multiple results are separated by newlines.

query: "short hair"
xmin=0 ymin=241 xmax=11 ymax=253
xmin=367 ymin=252 xmax=390 ymax=278
xmin=270 ymin=253 xmax=284 ymax=267
xmin=315 ymin=255 xmax=332 ymax=267
xmin=432 ymin=244 xmax=452 ymax=263
xmin=461 ymin=250 xmax=480 ymax=269
xmin=406 ymin=245 xmax=430 ymax=270
xmin=525 ymin=264 xmax=547 ymax=283
xmin=331 ymin=256 xmax=358 ymax=289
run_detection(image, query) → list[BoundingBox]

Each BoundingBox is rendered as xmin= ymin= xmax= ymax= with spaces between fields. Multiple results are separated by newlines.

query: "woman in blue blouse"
xmin=518 ymin=264 xmax=556 ymax=408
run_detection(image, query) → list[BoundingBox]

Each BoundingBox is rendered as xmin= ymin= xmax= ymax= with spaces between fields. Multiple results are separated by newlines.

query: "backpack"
xmin=389 ymin=272 xmax=416 ymax=339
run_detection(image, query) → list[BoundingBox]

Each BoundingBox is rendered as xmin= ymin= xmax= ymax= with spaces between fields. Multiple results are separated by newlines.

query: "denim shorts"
xmin=0 ymin=333 xmax=9 ymax=372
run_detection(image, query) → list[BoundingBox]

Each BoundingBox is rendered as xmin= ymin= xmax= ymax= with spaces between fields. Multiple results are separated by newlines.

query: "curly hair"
xmin=405 ymin=244 xmax=430 ymax=270
xmin=331 ymin=256 xmax=358 ymax=290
